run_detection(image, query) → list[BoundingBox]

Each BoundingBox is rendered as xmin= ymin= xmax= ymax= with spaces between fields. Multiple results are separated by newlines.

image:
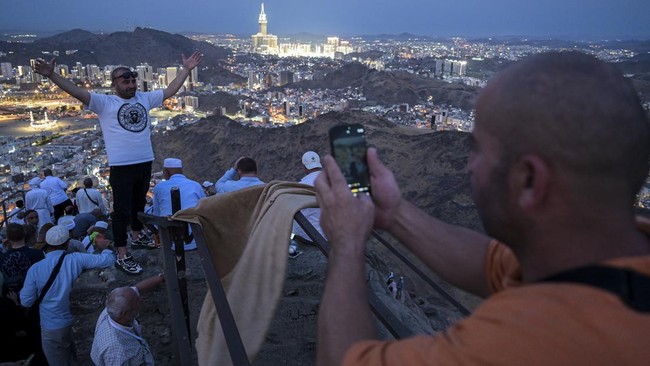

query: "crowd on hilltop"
xmin=0 ymin=148 xmax=324 ymax=365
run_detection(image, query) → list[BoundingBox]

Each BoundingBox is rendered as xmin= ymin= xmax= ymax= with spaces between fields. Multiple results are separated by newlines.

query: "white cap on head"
xmin=302 ymin=151 xmax=322 ymax=170
xmin=202 ymin=181 xmax=212 ymax=188
xmin=57 ymin=216 xmax=76 ymax=231
xmin=28 ymin=177 xmax=41 ymax=187
xmin=94 ymin=221 xmax=109 ymax=230
xmin=46 ymin=225 xmax=70 ymax=246
xmin=163 ymin=158 xmax=182 ymax=168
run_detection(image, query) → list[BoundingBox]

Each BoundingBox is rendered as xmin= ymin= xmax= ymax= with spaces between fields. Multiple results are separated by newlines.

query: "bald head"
xmin=106 ymin=287 xmax=141 ymax=326
xmin=476 ymin=51 xmax=650 ymax=204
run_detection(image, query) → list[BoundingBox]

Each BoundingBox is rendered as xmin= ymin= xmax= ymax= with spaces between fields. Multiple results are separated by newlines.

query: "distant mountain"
xmin=0 ymin=27 xmax=232 ymax=69
xmin=359 ymin=32 xmax=437 ymax=41
xmin=291 ymin=63 xmax=479 ymax=110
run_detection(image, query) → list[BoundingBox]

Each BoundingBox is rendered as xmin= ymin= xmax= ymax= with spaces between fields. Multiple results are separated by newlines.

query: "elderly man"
xmin=290 ymin=151 xmax=326 ymax=258
xmin=314 ymin=52 xmax=650 ymax=365
xmin=215 ymin=157 xmax=265 ymax=194
xmin=33 ymin=51 xmax=201 ymax=275
xmin=21 ymin=225 xmax=115 ymax=366
xmin=152 ymin=158 xmax=205 ymax=250
xmin=90 ymin=274 xmax=164 ymax=366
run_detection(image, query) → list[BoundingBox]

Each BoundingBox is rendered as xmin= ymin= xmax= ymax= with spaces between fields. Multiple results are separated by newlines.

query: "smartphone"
xmin=329 ymin=124 xmax=371 ymax=196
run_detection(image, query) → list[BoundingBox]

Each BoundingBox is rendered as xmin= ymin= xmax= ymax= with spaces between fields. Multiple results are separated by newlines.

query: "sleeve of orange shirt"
xmin=484 ymin=240 xmax=522 ymax=292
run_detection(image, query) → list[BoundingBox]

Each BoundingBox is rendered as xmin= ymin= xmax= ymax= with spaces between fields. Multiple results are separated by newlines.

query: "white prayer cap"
xmin=46 ymin=225 xmax=70 ymax=246
xmin=163 ymin=158 xmax=183 ymax=168
xmin=94 ymin=221 xmax=109 ymax=229
xmin=202 ymin=181 xmax=212 ymax=188
xmin=58 ymin=216 xmax=76 ymax=231
xmin=28 ymin=177 xmax=41 ymax=187
xmin=302 ymin=151 xmax=322 ymax=170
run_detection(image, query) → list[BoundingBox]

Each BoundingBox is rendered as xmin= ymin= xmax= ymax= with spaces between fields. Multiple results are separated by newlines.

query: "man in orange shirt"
xmin=315 ymin=51 xmax=650 ymax=366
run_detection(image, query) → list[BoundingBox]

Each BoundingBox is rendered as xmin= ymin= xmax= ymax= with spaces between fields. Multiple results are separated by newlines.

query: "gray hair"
xmin=106 ymin=287 xmax=140 ymax=323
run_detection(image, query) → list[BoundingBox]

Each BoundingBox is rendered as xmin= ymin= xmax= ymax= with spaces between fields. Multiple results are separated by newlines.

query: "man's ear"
xmin=512 ymin=154 xmax=551 ymax=211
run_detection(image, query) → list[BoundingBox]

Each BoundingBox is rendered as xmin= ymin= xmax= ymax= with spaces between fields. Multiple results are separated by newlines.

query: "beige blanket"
xmin=172 ymin=181 xmax=318 ymax=366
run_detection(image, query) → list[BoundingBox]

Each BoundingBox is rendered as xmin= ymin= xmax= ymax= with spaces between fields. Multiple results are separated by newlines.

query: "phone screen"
xmin=329 ymin=124 xmax=371 ymax=196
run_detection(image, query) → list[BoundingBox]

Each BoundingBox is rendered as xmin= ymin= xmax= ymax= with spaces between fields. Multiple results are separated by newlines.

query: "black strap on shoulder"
xmin=540 ymin=265 xmax=650 ymax=313
xmin=35 ymin=251 xmax=67 ymax=307
xmin=84 ymin=188 xmax=99 ymax=206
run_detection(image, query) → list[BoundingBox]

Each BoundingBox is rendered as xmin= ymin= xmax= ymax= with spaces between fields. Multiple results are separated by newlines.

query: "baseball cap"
xmin=202 ymin=181 xmax=212 ymax=188
xmin=94 ymin=221 xmax=109 ymax=230
xmin=302 ymin=151 xmax=322 ymax=170
xmin=58 ymin=216 xmax=76 ymax=231
xmin=164 ymin=158 xmax=182 ymax=168
xmin=46 ymin=225 xmax=70 ymax=246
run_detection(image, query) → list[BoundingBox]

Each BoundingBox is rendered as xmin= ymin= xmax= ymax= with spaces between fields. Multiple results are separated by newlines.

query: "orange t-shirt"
xmin=344 ymin=223 xmax=650 ymax=366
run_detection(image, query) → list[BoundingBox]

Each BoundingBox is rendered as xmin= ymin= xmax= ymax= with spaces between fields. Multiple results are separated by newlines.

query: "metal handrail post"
xmin=190 ymin=223 xmax=251 ymax=366
xmin=138 ymin=213 xmax=194 ymax=365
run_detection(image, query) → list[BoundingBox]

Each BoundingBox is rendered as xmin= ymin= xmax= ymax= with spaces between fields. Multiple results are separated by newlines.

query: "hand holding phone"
xmin=329 ymin=124 xmax=371 ymax=196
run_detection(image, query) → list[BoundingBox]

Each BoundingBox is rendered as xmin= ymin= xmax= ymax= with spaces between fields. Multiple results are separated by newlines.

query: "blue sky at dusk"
xmin=2 ymin=0 xmax=649 ymax=38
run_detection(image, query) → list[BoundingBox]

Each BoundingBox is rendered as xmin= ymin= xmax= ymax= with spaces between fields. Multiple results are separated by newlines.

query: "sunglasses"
xmin=112 ymin=70 xmax=138 ymax=81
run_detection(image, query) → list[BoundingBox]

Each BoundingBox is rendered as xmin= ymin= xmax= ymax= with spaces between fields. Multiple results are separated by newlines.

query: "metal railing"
xmin=139 ymin=196 xmax=470 ymax=365
xmin=0 ymin=190 xmax=27 ymax=231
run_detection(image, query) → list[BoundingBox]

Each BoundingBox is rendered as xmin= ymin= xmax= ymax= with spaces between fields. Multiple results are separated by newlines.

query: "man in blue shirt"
xmin=216 ymin=157 xmax=265 ymax=194
xmin=20 ymin=225 xmax=115 ymax=366
xmin=152 ymin=158 xmax=206 ymax=250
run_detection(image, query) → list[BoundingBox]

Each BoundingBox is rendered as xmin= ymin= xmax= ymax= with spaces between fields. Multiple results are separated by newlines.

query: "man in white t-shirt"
xmin=32 ymin=51 xmax=202 ymax=275
xmin=76 ymin=177 xmax=107 ymax=215
xmin=40 ymin=168 xmax=72 ymax=222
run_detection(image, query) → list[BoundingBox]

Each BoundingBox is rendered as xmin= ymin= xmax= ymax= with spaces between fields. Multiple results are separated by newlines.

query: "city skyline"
xmin=1 ymin=0 xmax=649 ymax=39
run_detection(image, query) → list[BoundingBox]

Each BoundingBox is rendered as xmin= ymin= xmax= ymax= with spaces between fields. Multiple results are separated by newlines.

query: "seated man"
xmin=82 ymin=221 xmax=109 ymax=253
xmin=216 ymin=157 xmax=265 ymax=194
xmin=57 ymin=216 xmax=88 ymax=253
xmin=90 ymin=274 xmax=165 ymax=366
xmin=290 ymin=151 xmax=326 ymax=258
xmin=314 ymin=52 xmax=650 ymax=365
xmin=152 ymin=158 xmax=206 ymax=251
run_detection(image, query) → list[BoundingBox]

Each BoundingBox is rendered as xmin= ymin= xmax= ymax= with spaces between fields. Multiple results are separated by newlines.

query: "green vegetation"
xmin=34 ymin=133 xmax=62 ymax=146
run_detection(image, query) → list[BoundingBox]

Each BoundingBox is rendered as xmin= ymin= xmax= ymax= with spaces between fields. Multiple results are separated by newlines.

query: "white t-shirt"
xmin=87 ymin=91 xmax=163 ymax=166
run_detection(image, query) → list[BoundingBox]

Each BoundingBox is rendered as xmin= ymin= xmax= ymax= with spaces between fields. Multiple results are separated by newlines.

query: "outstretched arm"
xmin=367 ymin=147 xmax=493 ymax=297
xmin=134 ymin=274 xmax=165 ymax=295
xmin=33 ymin=58 xmax=90 ymax=105
xmin=163 ymin=51 xmax=202 ymax=100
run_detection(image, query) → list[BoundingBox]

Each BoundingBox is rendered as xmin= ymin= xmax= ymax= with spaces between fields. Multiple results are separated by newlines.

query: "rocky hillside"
xmin=291 ymin=63 xmax=480 ymax=111
xmin=152 ymin=110 xmax=480 ymax=230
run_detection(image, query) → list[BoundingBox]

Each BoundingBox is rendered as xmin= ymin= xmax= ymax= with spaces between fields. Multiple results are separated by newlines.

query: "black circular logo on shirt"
xmin=117 ymin=103 xmax=148 ymax=132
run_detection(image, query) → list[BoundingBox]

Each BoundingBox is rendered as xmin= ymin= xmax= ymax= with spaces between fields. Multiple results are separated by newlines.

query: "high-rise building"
xmin=248 ymin=71 xmax=259 ymax=89
xmin=251 ymin=3 xmax=278 ymax=54
xmin=136 ymin=63 xmax=154 ymax=91
xmin=56 ymin=65 xmax=69 ymax=77
xmin=166 ymin=67 xmax=178 ymax=87
xmin=278 ymin=71 xmax=294 ymax=86
xmin=0 ymin=62 xmax=12 ymax=79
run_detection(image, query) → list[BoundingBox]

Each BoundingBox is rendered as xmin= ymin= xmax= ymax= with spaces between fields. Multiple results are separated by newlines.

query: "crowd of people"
xmin=0 ymin=49 xmax=646 ymax=365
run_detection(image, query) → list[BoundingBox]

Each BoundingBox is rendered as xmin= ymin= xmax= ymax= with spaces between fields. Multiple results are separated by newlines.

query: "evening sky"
xmin=1 ymin=0 xmax=649 ymax=38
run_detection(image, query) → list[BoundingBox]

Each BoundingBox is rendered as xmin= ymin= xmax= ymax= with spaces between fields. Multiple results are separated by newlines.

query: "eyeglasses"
xmin=112 ymin=70 xmax=138 ymax=81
